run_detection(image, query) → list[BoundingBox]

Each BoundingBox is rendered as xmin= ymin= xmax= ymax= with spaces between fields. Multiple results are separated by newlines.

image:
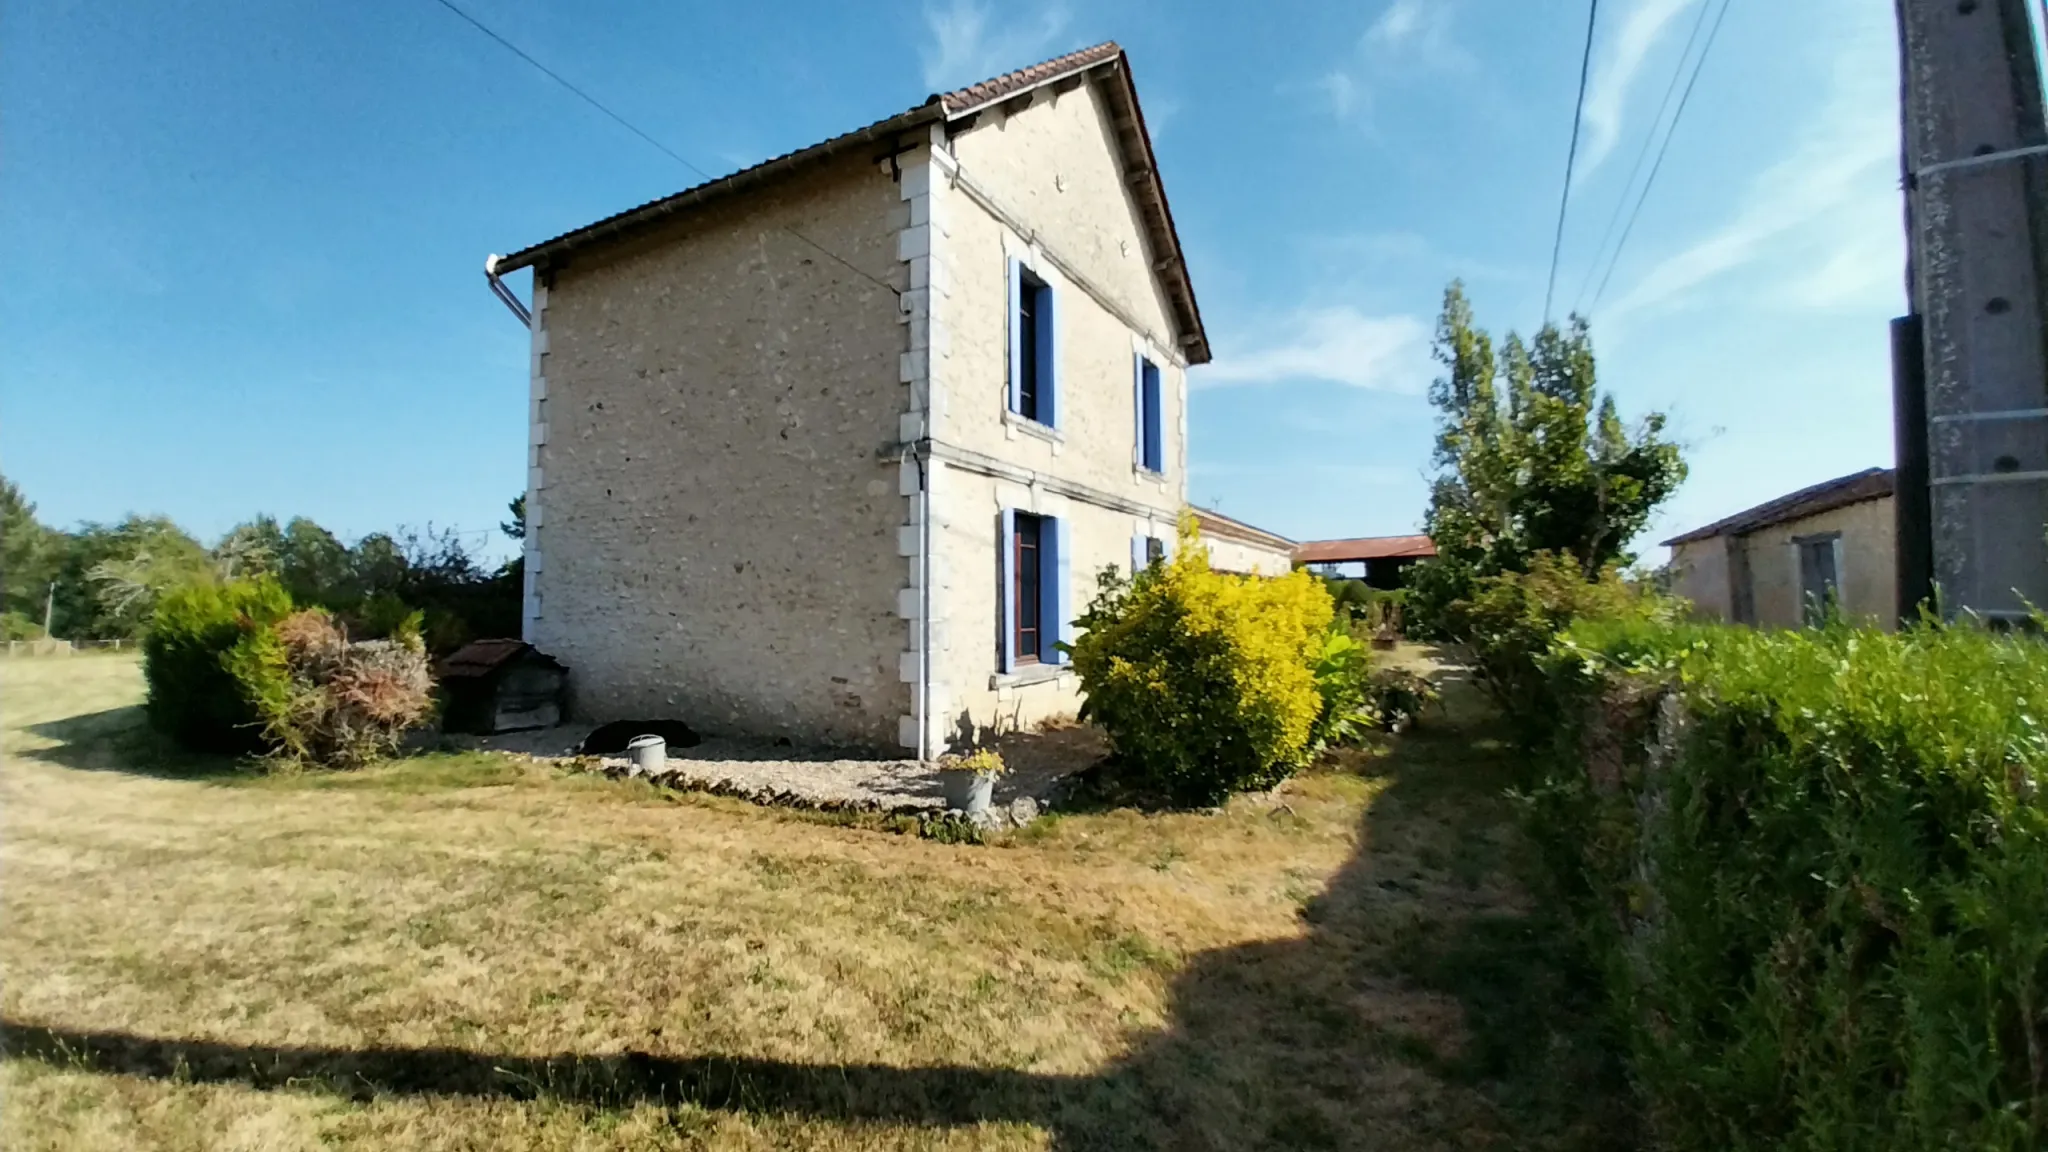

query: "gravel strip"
xmin=474 ymin=724 xmax=1103 ymax=824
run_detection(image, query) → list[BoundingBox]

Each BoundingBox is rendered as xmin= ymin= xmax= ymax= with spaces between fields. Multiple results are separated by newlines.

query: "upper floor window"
xmin=1135 ymin=355 xmax=1163 ymax=472
xmin=1008 ymin=260 xmax=1057 ymax=427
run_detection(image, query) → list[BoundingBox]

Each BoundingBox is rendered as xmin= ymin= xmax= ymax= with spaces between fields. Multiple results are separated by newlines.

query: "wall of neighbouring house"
xmin=1744 ymin=496 xmax=1897 ymax=630
xmin=1671 ymin=537 xmax=1735 ymax=621
xmin=1204 ymin=532 xmax=1294 ymax=576
xmin=918 ymin=77 xmax=1190 ymax=745
xmin=528 ymin=149 xmax=911 ymax=748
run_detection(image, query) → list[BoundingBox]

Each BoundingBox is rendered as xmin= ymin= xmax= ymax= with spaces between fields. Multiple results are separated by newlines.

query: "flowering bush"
xmin=1066 ymin=520 xmax=1333 ymax=806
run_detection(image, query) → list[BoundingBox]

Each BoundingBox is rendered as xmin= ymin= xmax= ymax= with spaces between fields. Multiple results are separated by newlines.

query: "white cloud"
xmin=1198 ymin=307 xmax=1433 ymax=392
xmin=1580 ymin=0 xmax=1701 ymax=181
xmin=1368 ymin=0 xmax=1427 ymax=47
xmin=919 ymin=0 xmax=1070 ymax=93
xmin=1310 ymin=0 xmax=1470 ymax=122
xmin=1318 ymin=72 xmax=1362 ymax=120
xmin=1365 ymin=0 xmax=1469 ymax=68
xmin=1604 ymin=8 xmax=1896 ymax=321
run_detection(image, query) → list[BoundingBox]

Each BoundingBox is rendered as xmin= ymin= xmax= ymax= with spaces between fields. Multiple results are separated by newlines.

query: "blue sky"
xmin=3 ymin=0 xmax=1902 ymax=562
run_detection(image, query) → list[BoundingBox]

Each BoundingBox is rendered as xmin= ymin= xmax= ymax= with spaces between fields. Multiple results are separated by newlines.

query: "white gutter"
xmin=484 ymin=254 xmax=532 ymax=328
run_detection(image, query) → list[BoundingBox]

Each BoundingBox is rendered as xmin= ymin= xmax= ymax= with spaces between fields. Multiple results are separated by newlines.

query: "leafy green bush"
xmin=1067 ymin=526 xmax=1334 ymax=806
xmin=1365 ymin=667 xmax=1439 ymax=732
xmin=1443 ymin=552 xmax=1673 ymax=746
xmin=143 ymin=576 xmax=293 ymax=753
xmin=1308 ymin=625 xmax=1376 ymax=749
xmin=1531 ymin=620 xmax=2048 ymax=1150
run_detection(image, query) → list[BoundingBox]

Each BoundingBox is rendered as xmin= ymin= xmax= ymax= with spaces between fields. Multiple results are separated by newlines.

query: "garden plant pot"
xmin=939 ymin=769 xmax=995 ymax=816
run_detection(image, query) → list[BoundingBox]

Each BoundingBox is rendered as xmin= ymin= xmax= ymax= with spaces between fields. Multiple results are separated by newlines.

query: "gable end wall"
xmin=527 ymin=151 xmax=912 ymax=747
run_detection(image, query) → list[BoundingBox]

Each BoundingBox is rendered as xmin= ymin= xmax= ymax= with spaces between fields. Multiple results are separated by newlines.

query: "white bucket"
xmin=626 ymin=734 xmax=666 ymax=775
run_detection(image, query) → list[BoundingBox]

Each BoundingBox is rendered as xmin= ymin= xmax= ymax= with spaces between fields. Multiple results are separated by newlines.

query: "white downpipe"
xmin=918 ymin=447 xmax=935 ymax=762
xmin=484 ymin=254 xmax=533 ymax=328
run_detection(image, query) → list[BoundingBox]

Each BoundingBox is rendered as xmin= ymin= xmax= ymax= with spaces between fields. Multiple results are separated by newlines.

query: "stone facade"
xmin=526 ymin=152 xmax=911 ymax=747
xmin=507 ymin=47 xmax=1233 ymax=755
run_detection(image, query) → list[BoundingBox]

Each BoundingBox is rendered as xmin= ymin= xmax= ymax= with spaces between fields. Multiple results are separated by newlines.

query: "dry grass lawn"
xmin=0 ymin=652 xmax=1632 ymax=1150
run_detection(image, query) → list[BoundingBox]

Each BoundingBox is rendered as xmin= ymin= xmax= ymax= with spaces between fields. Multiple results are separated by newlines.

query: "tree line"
xmin=2 ymin=477 xmax=525 ymax=653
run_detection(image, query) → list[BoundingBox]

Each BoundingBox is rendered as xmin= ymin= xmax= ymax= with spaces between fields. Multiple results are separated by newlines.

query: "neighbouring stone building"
xmin=1664 ymin=467 xmax=1897 ymax=630
xmin=1192 ymin=506 xmax=1296 ymax=576
xmin=488 ymin=44 xmax=1283 ymax=755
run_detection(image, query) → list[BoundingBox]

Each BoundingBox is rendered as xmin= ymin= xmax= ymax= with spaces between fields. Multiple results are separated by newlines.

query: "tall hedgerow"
xmin=1532 ymin=620 xmax=2048 ymax=1149
xmin=143 ymin=575 xmax=294 ymax=753
xmin=1066 ymin=520 xmax=1334 ymax=806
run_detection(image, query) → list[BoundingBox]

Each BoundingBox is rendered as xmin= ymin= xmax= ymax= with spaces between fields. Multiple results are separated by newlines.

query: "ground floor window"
xmin=1001 ymin=511 xmax=1068 ymax=672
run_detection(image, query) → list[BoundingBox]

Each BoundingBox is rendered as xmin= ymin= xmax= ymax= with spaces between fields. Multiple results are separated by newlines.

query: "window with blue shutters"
xmin=999 ymin=511 xmax=1070 ymax=673
xmin=1134 ymin=354 xmax=1163 ymax=472
xmin=1008 ymin=259 xmax=1058 ymax=428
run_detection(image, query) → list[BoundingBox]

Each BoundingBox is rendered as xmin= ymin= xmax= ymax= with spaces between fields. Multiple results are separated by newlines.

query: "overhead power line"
xmin=1571 ymin=0 xmax=1717 ymax=314
xmin=1588 ymin=0 xmax=1737 ymax=311
xmin=423 ymin=0 xmax=898 ymax=297
xmin=1543 ymin=0 xmax=1602 ymax=326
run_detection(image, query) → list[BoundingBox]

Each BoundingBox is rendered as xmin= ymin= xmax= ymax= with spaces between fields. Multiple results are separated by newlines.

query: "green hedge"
xmin=143 ymin=576 xmax=293 ymax=753
xmin=1530 ymin=619 xmax=2048 ymax=1149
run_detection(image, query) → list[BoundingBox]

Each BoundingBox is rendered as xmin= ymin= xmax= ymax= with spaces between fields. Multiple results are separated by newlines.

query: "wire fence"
xmin=2 ymin=639 xmax=137 ymax=657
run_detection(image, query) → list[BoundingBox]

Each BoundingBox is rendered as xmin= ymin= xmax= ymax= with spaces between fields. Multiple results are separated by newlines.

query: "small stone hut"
xmin=437 ymin=639 xmax=568 ymax=735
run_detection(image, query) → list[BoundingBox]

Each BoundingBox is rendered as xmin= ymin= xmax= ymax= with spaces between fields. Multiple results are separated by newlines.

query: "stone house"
xmin=1191 ymin=506 xmax=1296 ymax=576
xmin=1664 ymin=467 xmax=1897 ymax=630
xmin=488 ymin=43 xmax=1251 ymax=756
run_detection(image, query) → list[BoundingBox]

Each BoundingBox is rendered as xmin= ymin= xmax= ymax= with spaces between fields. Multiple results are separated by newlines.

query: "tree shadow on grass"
xmin=4 ymin=683 xmax=1636 ymax=1149
xmin=17 ymin=707 xmax=251 ymax=781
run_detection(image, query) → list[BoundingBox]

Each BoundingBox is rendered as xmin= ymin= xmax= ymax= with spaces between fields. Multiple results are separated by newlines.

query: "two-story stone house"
xmin=486 ymin=43 xmax=1217 ymax=756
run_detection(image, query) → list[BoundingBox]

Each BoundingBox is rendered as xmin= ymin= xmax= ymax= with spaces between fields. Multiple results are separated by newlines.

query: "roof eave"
xmin=494 ymin=102 xmax=945 ymax=276
xmin=940 ymin=48 xmax=1208 ymax=364
xmin=1087 ymin=57 xmax=1211 ymax=365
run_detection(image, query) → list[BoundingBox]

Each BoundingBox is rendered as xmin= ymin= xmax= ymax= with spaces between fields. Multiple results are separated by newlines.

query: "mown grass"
xmin=0 ymin=652 xmax=1630 ymax=1150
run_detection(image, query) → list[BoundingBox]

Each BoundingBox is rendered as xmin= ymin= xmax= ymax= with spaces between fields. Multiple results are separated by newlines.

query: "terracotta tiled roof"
xmin=1293 ymin=535 xmax=1438 ymax=564
xmin=938 ymin=42 xmax=1126 ymax=115
xmin=1662 ymin=467 xmax=1894 ymax=546
xmin=1190 ymin=504 xmax=1295 ymax=550
xmin=491 ymin=42 xmax=1208 ymax=362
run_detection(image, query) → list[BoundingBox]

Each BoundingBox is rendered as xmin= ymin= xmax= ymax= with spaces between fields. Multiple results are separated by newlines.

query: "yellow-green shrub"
xmin=1066 ymin=523 xmax=1333 ymax=805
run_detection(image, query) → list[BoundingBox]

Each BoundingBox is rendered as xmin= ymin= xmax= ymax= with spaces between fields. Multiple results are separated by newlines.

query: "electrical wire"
xmin=1543 ymin=0 xmax=1602 ymax=326
xmin=1570 ymin=0 xmax=1716 ymax=315
xmin=424 ymin=0 xmax=900 ymax=297
xmin=1588 ymin=0 xmax=1736 ymax=311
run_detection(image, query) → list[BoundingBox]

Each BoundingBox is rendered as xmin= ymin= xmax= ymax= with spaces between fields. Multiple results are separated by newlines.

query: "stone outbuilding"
xmin=1664 ymin=467 xmax=1897 ymax=630
xmin=487 ymin=44 xmax=1253 ymax=756
xmin=1191 ymin=506 xmax=1296 ymax=576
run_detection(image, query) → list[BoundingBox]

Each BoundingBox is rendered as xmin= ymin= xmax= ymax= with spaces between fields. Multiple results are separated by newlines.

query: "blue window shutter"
xmin=1142 ymin=361 xmax=1164 ymax=472
xmin=1006 ymin=259 xmax=1022 ymax=416
xmin=1046 ymin=516 xmax=1072 ymax=663
xmin=1038 ymin=283 xmax=1059 ymax=429
xmin=1130 ymin=533 xmax=1146 ymax=576
xmin=1133 ymin=353 xmax=1144 ymax=466
xmin=998 ymin=509 xmax=1016 ymax=673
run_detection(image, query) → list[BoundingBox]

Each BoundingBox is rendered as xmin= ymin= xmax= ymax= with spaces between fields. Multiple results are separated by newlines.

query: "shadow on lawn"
xmin=19 ymin=707 xmax=250 ymax=781
xmin=4 ymin=681 xmax=1636 ymax=1150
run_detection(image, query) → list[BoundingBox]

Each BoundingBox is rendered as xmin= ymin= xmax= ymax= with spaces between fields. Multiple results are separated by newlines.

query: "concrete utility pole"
xmin=1895 ymin=0 xmax=2048 ymax=623
xmin=42 ymin=581 xmax=55 ymax=639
